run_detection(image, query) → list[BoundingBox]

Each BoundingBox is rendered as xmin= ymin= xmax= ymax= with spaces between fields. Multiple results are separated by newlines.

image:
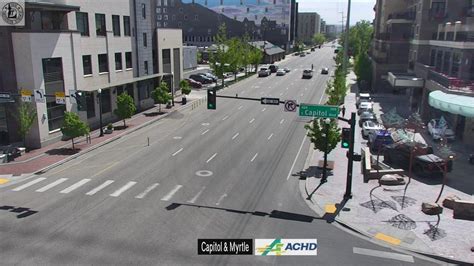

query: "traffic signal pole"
xmin=344 ymin=112 xmax=356 ymax=199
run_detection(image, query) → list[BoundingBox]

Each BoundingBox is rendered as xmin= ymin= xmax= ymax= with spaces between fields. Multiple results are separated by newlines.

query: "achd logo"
xmin=1 ymin=1 xmax=24 ymax=26
xmin=255 ymin=239 xmax=318 ymax=256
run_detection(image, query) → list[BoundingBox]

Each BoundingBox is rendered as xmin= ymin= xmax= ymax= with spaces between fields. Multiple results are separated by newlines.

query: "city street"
xmin=0 ymin=46 xmax=442 ymax=265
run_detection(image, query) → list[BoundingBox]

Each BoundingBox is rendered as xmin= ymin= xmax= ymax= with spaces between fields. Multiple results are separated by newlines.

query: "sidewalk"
xmin=0 ymin=90 xmax=207 ymax=181
xmin=299 ymin=73 xmax=474 ymax=264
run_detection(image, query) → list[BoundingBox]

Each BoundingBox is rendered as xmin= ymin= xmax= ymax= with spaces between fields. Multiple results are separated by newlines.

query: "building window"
xmin=157 ymin=0 xmax=161 ymax=6
xmin=115 ymin=53 xmax=122 ymax=70
xmin=157 ymin=15 xmax=162 ymax=20
xmin=273 ymin=0 xmax=276 ymax=4
xmin=172 ymin=15 xmax=175 ymax=20
xmin=170 ymin=0 xmax=175 ymax=6
xmin=178 ymin=21 xmax=182 ymax=27
xmin=82 ymin=55 xmax=92 ymax=75
xmin=430 ymin=49 xmax=436 ymax=66
xmin=265 ymin=7 xmax=268 ymax=13
xmin=163 ymin=0 xmax=168 ymax=6
xmin=452 ymin=53 xmax=461 ymax=77
xmin=247 ymin=7 xmax=249 ymax=13
xmin=144 ymin=61 xmax=149 ymax=74
xmin=179 ymin=8 xmax=183 ymax=13
xmin=220 ymin=0 xmax=223 ymax=4
xmin=42 ymin=58 xmax=66 ymax=132
xmin=98 ymin=54 xmax=108 ymax=73
xmin=95 ymin=13 xmax=106 ymax=36
xmin=442 ymin=51 xmax=451 ymax=74
xmin=435 ymin=50 xmax=443 ymax=71
xmin=241 ymin=0 xmax=243 ymax=5
xmin=85 ymin=92 xmax=95 ymax=118
xmin=124 ymin=16 xmax=131 ymax=36
xmin=157 ymin=21 xmax=162 ymax=27
xmin=157 ymin=7 xmax=161 ymax=13
xmin=112 ymin=15 xmax=120 ymax=36
xmin=143 ymin=32 xmax=147 ymax=47
xmin=164 ymin=15 xmax=168 ymax=20
xmin=76 ymin=12 xmax=89 ymax=36
xmin=195 ymin=15 xmax=198 ymax=20
xmin=163 ymin=8 xmax=167 ymax=13
xmin=126 ymin=52 xmax=132 ymax=69
xmin=184 ymin=15 xmax=188 ymax=20
xmin=163 ymin=22 xmax=168 ymax=27
xmin=142 ymin=3 xmax=146 ymax=18
xmin=100 ymin=89 xmax=111 ymax=113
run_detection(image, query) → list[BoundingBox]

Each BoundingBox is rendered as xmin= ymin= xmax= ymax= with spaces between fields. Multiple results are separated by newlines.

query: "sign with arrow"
xmin=34 ymin=89 xmax=45 ymax=103
xmin=260 ymin=97 xmax=280 ymax=105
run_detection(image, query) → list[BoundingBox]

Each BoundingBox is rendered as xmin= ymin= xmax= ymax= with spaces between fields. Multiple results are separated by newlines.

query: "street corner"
xmin=0 ymin=177 xmax=10 ymax=185
xmin=0 ymin=174 xmax=35 ymax=189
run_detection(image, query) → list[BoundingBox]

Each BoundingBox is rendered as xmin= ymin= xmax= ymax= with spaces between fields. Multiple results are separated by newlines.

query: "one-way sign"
xmin=260 ymin=97 xmax=280 ymax=105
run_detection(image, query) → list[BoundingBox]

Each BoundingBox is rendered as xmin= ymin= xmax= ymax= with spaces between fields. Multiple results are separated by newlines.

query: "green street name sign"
xmin=299 ymin=104 xmax=339 ymax=118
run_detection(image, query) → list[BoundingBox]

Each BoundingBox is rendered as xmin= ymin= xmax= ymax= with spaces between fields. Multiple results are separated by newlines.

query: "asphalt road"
xmin=0 ymin=45 xmax=445 ymax=265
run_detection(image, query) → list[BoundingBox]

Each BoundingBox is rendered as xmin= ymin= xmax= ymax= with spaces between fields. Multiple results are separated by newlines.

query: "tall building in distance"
xmin=320 ymin=19 xmax=326 ymax=34
xmin=297 ymin=12 xmax=321 ymax=44
xmin=155 ymin=0 xmax=295 ymax=51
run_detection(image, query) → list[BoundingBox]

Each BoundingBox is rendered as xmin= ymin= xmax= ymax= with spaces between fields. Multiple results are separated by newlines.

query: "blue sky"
xmin=297 ymin=0 xmax=376 ymax=25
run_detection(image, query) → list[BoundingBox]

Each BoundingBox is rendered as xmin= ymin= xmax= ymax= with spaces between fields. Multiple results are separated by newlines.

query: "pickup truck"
xmin=383 ymin=142 xmax=452 ymax=177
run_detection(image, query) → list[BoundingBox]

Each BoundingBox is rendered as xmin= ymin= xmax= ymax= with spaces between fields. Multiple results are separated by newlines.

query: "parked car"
xmin=284 ymin=67 xmax=290 ymax=73
xmin=359 ymin=111 xmax=377 ymax=127
xmin=300 ymin=53 xmax=306 ymax=57
xmin=189 ymin=74 xmax=213 ymax=84
xmin=276 ymin=69 xmax=286 ymax=76
xmin=356 ymin=93 xmax=371 ymax=108
xmin=427 ymin=118 xmax=456 ymax=141
xmin=368 ymin=130 xmax=393 ymax=152
xmin=310 ymin=47 xmax=315 ymax=51
xmin=384 ymin=142 xmax=453 ymax=177
xmin=184 ymin=78 xmax=202 ymax=88
xmin=302 ymin=69 xmax=313 ymax=79
xmin=361 ymin=121 xmax=384 ymax=138
xmin=200 ymin=72 xmax=217 ymax=82
xmin=269 ymin=65 xmax=278 ymax=73
xmin=321 ymin=67 xmax=329 ymax=74
xmin=357 ymin=102 xmax=374 ymax=115
xmin=258 ymin=67 xmax=270 ymax=77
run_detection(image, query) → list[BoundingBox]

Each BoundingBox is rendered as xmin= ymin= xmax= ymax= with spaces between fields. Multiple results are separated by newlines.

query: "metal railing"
xmin=428 ymin=70 xmax=474 ymax=94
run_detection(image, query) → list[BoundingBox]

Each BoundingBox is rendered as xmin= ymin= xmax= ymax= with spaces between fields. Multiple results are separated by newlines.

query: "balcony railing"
xmin=428 ymin=70 xmax=474 ymax=94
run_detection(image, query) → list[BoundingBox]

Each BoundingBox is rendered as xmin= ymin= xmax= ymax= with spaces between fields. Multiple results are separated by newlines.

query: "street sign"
xmin=34 ymin=89 xmax=45 ymax=103
xmin=55 ymin=91 xmax=66 ymax=105
xmin=21 ymin=89 xmax=32 ymax=102
xmin=284 ymin=100 xmax=297 ymax=112
xmin=0 ymin=92 xmax=11 ymax=99
xmin=261 ymin=97 xmax=280 ymax=105
xmin=299 ymin=104 xmax=339 ymax=118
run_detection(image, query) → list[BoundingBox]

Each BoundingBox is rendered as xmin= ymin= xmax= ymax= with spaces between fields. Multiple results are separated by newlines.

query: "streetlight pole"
xmin=97 ymin=89 xmax=104 ymax=137
xmin=342 ymin=0 xmax=352 ymax=76
xmin=170 ymin=73 xmax=175 ymax=106
xmin=322 ymin=118 xmax=331 ymax=183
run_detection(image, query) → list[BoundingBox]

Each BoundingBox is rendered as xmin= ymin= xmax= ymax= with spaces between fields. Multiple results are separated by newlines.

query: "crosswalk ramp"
xmin=8 ymin=177 xmax=214 ymax=204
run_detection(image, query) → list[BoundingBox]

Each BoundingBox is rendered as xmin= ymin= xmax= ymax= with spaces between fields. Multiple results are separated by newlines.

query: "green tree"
xmin=180 ymin=79 xmax=191 ymax=96
xmin=241 ymin=34 xmax=252 ymax=75
xmin=354 ymin=52 xmax=372 ymax=89
xmin=209 ymin=24 xmax=229 ymax=88
xmin=305 ymin=118 xmax=341 ymax=155
xmin=14 ymin=102 xmax=37 ymax=148
xmin=227 ymin=37 xmax=243 ymax=80
xmin=61 ymin=112 xmax=89 ymax=150
xmin=249 ymin=45 xmax=263 ymax=73
xmin=151 ymin=81 xmax=172 ymax=113
xmin=312 ymin=33 xmax=326 ymax=46
xmin=114 ymin=92 xmax=136 ymax=128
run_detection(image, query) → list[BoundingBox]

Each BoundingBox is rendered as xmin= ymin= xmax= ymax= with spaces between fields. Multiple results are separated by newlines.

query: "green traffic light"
xmin=342 ymin=142 xmax=349 ymax=148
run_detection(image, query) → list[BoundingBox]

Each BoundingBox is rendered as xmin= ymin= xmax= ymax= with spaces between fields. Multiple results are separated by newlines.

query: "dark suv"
xmin=269 ymin=65 xmax=278 ymax=73
xmin=189 ymin=74 xmax=212 ymax=84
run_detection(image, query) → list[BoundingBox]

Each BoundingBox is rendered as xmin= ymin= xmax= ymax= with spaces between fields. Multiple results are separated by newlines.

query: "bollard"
xmin=147 ymin=137 xmax=150 ymax=146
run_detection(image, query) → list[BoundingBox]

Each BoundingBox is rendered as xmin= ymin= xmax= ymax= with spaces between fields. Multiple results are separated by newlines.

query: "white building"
xmin=0 ymin=0 xmax=183 ymax=148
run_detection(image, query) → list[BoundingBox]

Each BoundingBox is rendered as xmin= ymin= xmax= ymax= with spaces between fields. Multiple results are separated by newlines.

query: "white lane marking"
xmin=262 ymin=108 xmax=266 ymax=112
xmin=250 ymin=153 xmax=258 ymax=162
xmin=238 ymin=105 xmax=243 ymax=110
xmin=268 ymin=133 xmax=274 ymax=140
xmin=187 ymin=186 xmax=206 ymax=203
xmin=173 ymin=136 xmax=182 ymax=140
xmin=12 ymin=178 xmax=47 ymax=191
xmin=206 ymin=153 xmax=218 ymax=163
xmin=60 ymin=179 xmax=91 ymax=194
xmin=319 ymin=89 xmax=326 ymax=103
xmin=300 ymin=93 xmax=304 ymax=97
xmin=172 ymin=148 xmax=183 ymax=156
xmin=215 ymin=193 xmax=227 ymax=205
xmin=135 ymin=183 xmax=159 ymax=199
xmin=286 ymin=130 xmax=308 ymax=180
xmin=353 ymin=247 xmax=414 ymax=263
xmin=249 ymin=118 xmax=255 ymax=124
xmin=222 ymin=115 xmax=229 ymax=121
xmin=232 ymin=133 xmax=240 ymax=140
xmin=280 ymin=119 xmax=285 ymax=124
xmin=161 ymin=185 xmax=183 ymax=201
xmin=201 ymin=123 xmax=210 ymax=126
xmin=110 ymin=181 xmax=137 ymax=197
xmin=36 ymin=178 xmax=68 ymax=192
xmin=86 ymin=180 xmax=114 ymax=195
xmin=201 ymin=129 xmax=210 ymax=135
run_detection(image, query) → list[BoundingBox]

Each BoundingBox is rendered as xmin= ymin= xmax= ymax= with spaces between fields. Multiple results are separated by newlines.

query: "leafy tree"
xmin=227 ymin=37 xmax=243 ymax=80
xmin=14 ymin=102 xmax=37 ymax=148
xmin=248 ymin=45 xmax=263 ymax=73
xmin=180 ymin=79 xmax=191 ymax=96
xmin=151 ymin=81 xmax=172 ymax=112
xmin=354 ymin=52 xmax=372 ymax=89
xmin=197 ymin=51 xmax=202 ymax=63
xmin=114 ymin=92 xmax=136 ymax=128
xmin=209 ymin=24 xmax=229 ymax=88
xmin=240 ymin=34 xmax=252 ymax=75
xmin=61 ymin=112 xmax=89 ymax=150
xmin=312 ymin=33 xmax=326 ymax=46
xmin=305 ymin=118 xmax=341 ymax=155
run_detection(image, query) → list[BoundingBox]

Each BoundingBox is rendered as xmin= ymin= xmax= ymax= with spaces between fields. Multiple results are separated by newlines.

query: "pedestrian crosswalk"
xmin=8 ymin=177 xmax=213 ymax=204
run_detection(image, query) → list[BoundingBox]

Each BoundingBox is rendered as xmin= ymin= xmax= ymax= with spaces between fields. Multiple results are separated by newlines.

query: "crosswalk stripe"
xmin=187 ymin=186 xmax=206 ymax=204
xmin=36 ymin=178 xmax=68 ymax=192
xmin=86 ymin=180 xmax=115 ymax=195
xmin=12 ymin=178 xmax=47 ymax=191
xmin=135 ymin=183 xmax=159 ymax=199
xmin=110 ymin=181 xmax=137 ymax=197
xmin=161 ymin=185 xmax=183 ymax=201
xmin=59 ymin=179 xmax=91 ymax=194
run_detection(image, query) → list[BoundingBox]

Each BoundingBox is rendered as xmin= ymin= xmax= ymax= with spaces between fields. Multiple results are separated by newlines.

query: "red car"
xmin=185 ymin=78 xmax=202 ymax=88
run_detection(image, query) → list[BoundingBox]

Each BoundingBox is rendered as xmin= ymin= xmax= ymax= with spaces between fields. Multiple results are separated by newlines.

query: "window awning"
xmin=429 ymin=90 xmax=474 ymax=118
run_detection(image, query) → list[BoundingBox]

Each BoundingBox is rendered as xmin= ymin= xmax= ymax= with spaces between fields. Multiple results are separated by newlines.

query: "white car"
xmin=276 ymin=69 xmax=286 ymax=76
xmin=356 ymin=93 xmax=371 ymax=108
xmin=258 ymin=67 xmax=270 ymax=77
xmin=362 ymin=121 xmax=384 ymax=138
xmin=427 ymin=119 xmax=455 ymax=141
xmin=357 ymin=102 xmax=373 ymax=115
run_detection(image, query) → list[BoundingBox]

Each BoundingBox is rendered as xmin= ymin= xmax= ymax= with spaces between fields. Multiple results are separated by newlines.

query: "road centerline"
xmin=232 ymin=133 xmax=240 ymax=140
xmin=206 ymin=153 xmax=218 ymax=163
xmin=201 ymin=129 xmax=210 ymax=135
xmin=161 ymin=185 xmax=183 ymax=201
xmin=172 ymin=148 xmax=184 ymax=157
xmin=249 ymin=118 xmax=255 ymax=124
xmin=268 ymin=133 xmax=274 ymax=140
xmin=250 ymin=153 xmax=258 ymax=162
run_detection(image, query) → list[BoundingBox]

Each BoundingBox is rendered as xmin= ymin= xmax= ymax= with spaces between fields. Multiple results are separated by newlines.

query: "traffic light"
xmin=207 ymin=88 xmax=216 ymax=110
xmin=341 ymin=127 xmax=350 ymax=149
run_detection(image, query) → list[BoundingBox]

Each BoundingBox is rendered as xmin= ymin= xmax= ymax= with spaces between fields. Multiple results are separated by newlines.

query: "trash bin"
xmin=182 ymin=97 xmax=187 ymax=105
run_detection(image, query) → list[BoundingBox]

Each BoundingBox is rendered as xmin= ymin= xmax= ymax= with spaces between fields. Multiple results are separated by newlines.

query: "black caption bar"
xmin=197 ymin=239 xmax=253 ymax=255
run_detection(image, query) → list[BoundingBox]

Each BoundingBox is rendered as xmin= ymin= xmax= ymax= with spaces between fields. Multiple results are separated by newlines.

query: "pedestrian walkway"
xmin=299 ymin=72 xmax=474 ymax=264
